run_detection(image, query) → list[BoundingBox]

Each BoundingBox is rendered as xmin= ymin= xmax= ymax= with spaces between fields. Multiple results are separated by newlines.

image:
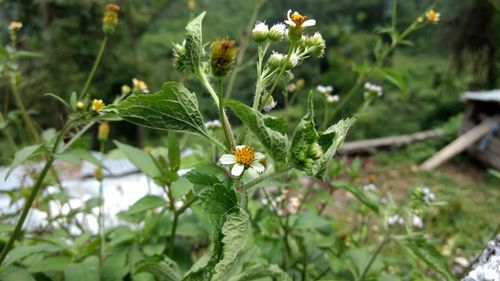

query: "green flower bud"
xmin=252 ymin=22 xmax=269 ymax=43
xmin=307 ymin=142 xmax=323 ymax=159
xmin=268 ymin=23 xmax=286 ymax=41
xmin=267 ymin=51 xmax=285 ymax=69
xmin=210 ymin=38 xmax=237 ymax=77
xmin=102 ymin=4 xmax=120 ymax=35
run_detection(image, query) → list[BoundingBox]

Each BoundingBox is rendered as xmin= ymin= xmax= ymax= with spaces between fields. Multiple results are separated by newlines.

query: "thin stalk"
xmin=79 ymin=36 xmax=108 ymax=100
xmin=259 ymin=43 xmax=295 ymax=111
xmin=225 ymin=0 xmax=264 ymax=98
xmin=97 ymin=141 xmax=106 ymax=280
xmin=322 ymin=98 xmax=329 ymax=130
xmin=392 ymin=0 xmax=398 ymax=29
xmin=240 ymin=167 xmax=292 ymax=191
xmin=358 ymin=237 xmax=390 ymax=280
xmin=197 ymin=67 xmax=220 ymax=106
xmin=218 ymin=79 xmax=236 ymax=150
xmin=165 ymin=185 xmax=178 ymax=257
xmin=175 ymin=196 xmax=199 ymax=216
xmin=0 ymin=112 xmax=17 ymax=150
xmin=9 ymin=75 xmax=40 ymax=143
xmin=0 ymin=157 xmax=54 ymax=266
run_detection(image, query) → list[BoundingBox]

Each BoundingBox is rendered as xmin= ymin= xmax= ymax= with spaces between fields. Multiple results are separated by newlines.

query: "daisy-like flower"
xmin=285 ymin=10 xmax=316 ymax=38
xmin=219 ymin=145 xmax=266 ymax=177
xmin=132 ymin=78 xmax=149 ymax=93
xmin=252 ymin=22 xmax=269 ymax=43
xmin=426 ymin=9 xmax=440 ymax=24
xmin=9 ymin=21 xmax=23 ymax=32
xmin=91 ymin=99 xmax=105 ymax=112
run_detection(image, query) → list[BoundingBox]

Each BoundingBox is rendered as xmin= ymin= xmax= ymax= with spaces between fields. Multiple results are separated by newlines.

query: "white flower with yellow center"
xmin=132 ymin=78 xmax=149 ymax=93
xmin=219 ymin=145 xmax=266 ymax=177
xmin=9 ymin=21 xmax=23 ymax=31
xmin=285 ymin=10 xmax=316 ymax=29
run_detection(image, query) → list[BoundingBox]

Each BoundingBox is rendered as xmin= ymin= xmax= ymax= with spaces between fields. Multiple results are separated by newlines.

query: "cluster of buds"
xmin=295 ymin=142 xmax=324 ymax=171
xmin=287 ymin=78 xmax=305 ymax=93
xmin=300 ymin=32 xmax=326 ymax=58
xmin=364 ymin=82 xmax=383 ymax=98
xmin=316 ymin=85 xmax=339 ymax=104
xmin=102 ymin=3 xmax=120 ymax=35
xmin=388 ymin=213 xmax=424 ymax=229
xmin=210 ymin=38 xmax=237 ymax=77
xmin=173 ymin=40 xmax=188 ymax=72
xmin=252 ymin=22 xmax=287 ymax=43
xmin=261 ymin=190 xmax=304 ymax=216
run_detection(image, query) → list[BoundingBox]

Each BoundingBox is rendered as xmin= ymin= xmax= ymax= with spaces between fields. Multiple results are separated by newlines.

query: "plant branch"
xmin=79 ymin=36 xmax=108 ymax=100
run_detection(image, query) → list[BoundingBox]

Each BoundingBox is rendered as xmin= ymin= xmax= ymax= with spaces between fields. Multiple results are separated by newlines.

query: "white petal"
xmin=231 ymin=163 xmax=245 ymax=177
xmin=287 ymin=9 xmax=292 ymax=21
xmin=250 ymin=161 xmax=265 ymax=173
xmin=254 ymin=152 xmax=265 ymax=160
xmin=235 ymin=145 xmax=246 ymax=149
xmin=302 ymin=19 xmax=316 ymax=27
xmin=284 ymin=20 xmax=296 ymax=27
xmin=219 ymin=154 xmax=237 ymax=164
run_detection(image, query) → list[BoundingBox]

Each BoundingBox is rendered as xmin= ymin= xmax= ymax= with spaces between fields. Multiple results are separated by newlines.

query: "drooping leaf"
xmin=185 ymin=12 xmax=206 ymax=73
xmin=108 ymin=82 xmax=209 ymax=138
xmin=334 ymin=181 xmax=379 ymax=214
xmin=124 ymin=195 xmax=167 ymax=216
xmin=114 ymin=141 xmax=161 ymax=178
xmin=211 ymin=210 xmax=250 ymax=281
xmin=405 ymin=237 xmax=457 ymax=281
xmin=373 ymin=67 xmax=408 ymax=97
xmin=168 ymin=132 xmax=181 ymax=172
xmin=135 ymin=255 xmax=181 ymax=281
xmin=227 ymin=100 xmax=288 ymax=162
xmin=6 ymin=144 xmax=45 ymax=179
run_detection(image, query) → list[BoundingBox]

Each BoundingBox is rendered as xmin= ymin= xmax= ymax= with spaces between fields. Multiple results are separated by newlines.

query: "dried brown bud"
xmin=210 ymin=38 xmax=237 ymax=77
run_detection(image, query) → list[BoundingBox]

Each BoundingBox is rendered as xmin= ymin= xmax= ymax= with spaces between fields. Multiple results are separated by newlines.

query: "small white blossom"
xmin=422 ymin=186 xmax=436 ymax=202
xmin=364 ymin=82 xmax=383 ymax=97
xmin=363 ymin=183 xmax=377 ymax=192
xmin=263 ymin=96 xmax=277 ymax=112
xmin=132 ymin=78 xmax=149 ymax=93
xmin=204 ymin=119 xmax=222 ymax=130
xmin=316 ymin=85 xmax=334 ymax=94
xmin=326 ymin=95 xmax=339 ymax=103
xmin=289 ymin=53 xmax=300 ymax=67
xmin=252 ymin=22 xmax=269 ymax=43
xmin=219 ymin=145 xmax=266 ymax=177
xmin=412 ymin=214 xmax=424 ymax=228
xmin=388 ymin=215 xmax=404 ymax=225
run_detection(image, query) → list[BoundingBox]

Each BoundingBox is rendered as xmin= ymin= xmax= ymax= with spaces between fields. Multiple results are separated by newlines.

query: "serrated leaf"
xmin=312 ymin=117 xmax=356 ymax=179
xmin=6 ymin=144 xmax=45 ymax=179
xmin=227 ymin=263 xmax=292 ymax=281
xmin=405 ymin=237 xmax=457 ymax=281
xmin=109 ymin=82 xmax=209 ymax=138
xmin=114 ymin=141 xmax=161 ymax=178
xmin=186 ymin=164 xmax=230 ymax=193
xmin=185 ymin=12 xmax=206 ymax=73
xmin=135 ymin=255 xmax=181 ymax=281
xmin=227 ymin=100 xmax=288 ymax=162
xmin=211 ymin=210 xmax=249 ymax=281
xmin=200 ymin=184 xmax=237 ymax=225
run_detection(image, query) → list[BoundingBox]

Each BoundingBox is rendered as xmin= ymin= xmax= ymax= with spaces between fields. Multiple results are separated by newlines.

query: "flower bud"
xmin=102 ymin=3 xmax=120 ymax=35
xmin=326 ymin=95 xmax=339 ymax=103
xmin=8 ymin=21 xmax=23 ymax=32
xmin=94 ymin=167 xmax=104 ymax=181
xmin=252 ymin=22 xmax=269 ymax=43
xmin=173 ymin=41 xmax=188 ymax=72
xmin=132 ymin=78 xmax=149 ymax=94
xmin=263 ymin=95 xmax=277 ymax=112
xmin=267 ymin=51 xmax=285 ymax=69
xmin=210 ymin=38 xmax=237 ymax=77
xmin=121 ymin=85 xmax=131 ymax=95
xmin=304 ymin=32 xmax=326 ymax=58
xmin=76 ymin=101 xmax=86 ymax=110
xmin=296 ymin=78 xmax=305 ymax=89
xmin=188 ymin=0 xmax=196 ymax=12
xmin=98 ymin=121 xmax=110 ymax=141
xmin=307 ymin=142 xmax=323 ymax=159
xmin=268 ymin=23 xmax=286 ymax=41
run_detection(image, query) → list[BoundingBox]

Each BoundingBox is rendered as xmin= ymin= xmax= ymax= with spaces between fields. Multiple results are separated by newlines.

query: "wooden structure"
xmin=420 ymin=90 xmax=500 ymax=170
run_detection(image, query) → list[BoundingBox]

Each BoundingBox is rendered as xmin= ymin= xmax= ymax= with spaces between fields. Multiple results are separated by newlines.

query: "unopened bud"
xmin=121 ymin=85 xmax=131 ymax=95
xmin=76 ymin=101 xmax=86 ymax=110
xmin=268 ymin=23 xmax=286 ymax=41
xmin=210 ymin=38 xmax=237 ymax=77
xmin=98 ymin=121 xmax=110 ymax=141
xmin=188 ymin=0 xmax=196 ymax=11
xmin=252 ymin=22 xmax=269 ymax=43
xmin=94 ymin=167 xmax=104 ymax=181
xmin=308 ymin=142 xmax=323 ymax=159
xmin=102 ymin=3 xmax=120 ymax=35
xmin=267 ymin=51 xmax=285 ymax=69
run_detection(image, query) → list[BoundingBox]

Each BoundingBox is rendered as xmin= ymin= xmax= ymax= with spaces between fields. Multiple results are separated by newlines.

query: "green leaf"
xmin=292 ymin=211 xmax=332 ymax=229
xmin=200 ymin=184 xmax=238 ymax=225
xmin=405 ymin=237 xmax=457 ymax=281
xmin=186 ymin=164 xmax=231 ymax=193
xmin=135 ymin=255 xmax=181 ymax=281
xmin=109 ymin=82 xmax=209 ymax=138
xmin=373 ymin=67 xmax=408 ymax=97
xmin=114 ymin=141 xmax=161 ymax=178
xmin=125 ymin=195 xmax=167 ymax=215
xmin=227 ymin=263 xmax=292 ymax=281
xmin=64 ymin=256 xmax=99 ymax=281
xmin=6 ymin=144 xmax=44 ymax=179
xmin=102 ymin=249 xmax=130 ymax=281
xmin=4 ymin=243 xmax=61 ymax=266
xmin=211 ymin=210 xmax=250 ymax=281
xmin=171 ymin=177 xmax=193 ymax=200
xmin=27 ymin=256 xmax=71 ymax=273
xmin=0 ymin=266 xmax=36 ymax=281
xmin=227 ymin=99 xmax=288 ymax=162
xmin=185 ymin=12 xmax=206 ymax=73
xmin=44 ymin=93 xmax=70 ymax=109
xmin=335 ymin=181 xmax=379 ymax=214
xmin=313 ymin=117 xmax=356 ymax=179
xmin=55 ymin=148 xmax=104 ymax=167
xmin=12 ymin=50 xmax=43 ymax=59
xmin=168 ymin=132 xmax=181 ymax=172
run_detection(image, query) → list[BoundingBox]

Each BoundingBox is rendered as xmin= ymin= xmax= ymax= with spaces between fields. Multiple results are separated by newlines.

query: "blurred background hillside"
xmin=1 ymin=0 xmax=500 ymax=162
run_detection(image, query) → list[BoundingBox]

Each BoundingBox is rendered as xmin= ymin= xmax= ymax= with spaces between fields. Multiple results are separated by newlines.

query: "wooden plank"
xmin=419 ymin=119 xmax=495 ymax=170
xmin=337 ymin=129 xmax=444 ymax=155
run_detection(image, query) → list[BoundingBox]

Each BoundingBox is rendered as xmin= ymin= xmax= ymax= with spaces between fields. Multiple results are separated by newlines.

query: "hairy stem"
xmin=218 ymin=79 xmax=236 ymax=150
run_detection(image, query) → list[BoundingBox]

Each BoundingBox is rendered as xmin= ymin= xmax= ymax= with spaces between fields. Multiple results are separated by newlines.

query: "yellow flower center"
xmin=234 ymin=146 xmax=255 ymax=166
xmin=92 ymin=99 xmax=105 ymax=112
xmin=291 ymin=12 xmax=307 ymax=27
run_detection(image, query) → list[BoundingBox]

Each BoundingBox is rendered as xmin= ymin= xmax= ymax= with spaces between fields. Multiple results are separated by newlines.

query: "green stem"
xmin=98 ymin=141 xmax=106 ymax=280
xmin=259 ymin=44 xmax=295 ymax=111
xmin=0 ymin=112 xmax=17 ymax=150
xmin=392 ymin=0 xmax=398 ymax=29
xmin=79 ymin=36 xmax=108 ymax=100
xmin=197 ymin=67 xmax=220 ymax=106
xmin=0 ymin=156 xmax=54 ymax=266
xmin=322 ymin=98 xmax=329 ymax=130
xmin=357 ymin=238 xmax=390 ymax=281
xmin=225 ymin=0 xmax=264 ymax=99
xmin=240 ymin=167 xmax=292 ymax=191
xmin=9 ymin=75 xmax=40 ymax=143
xmin=218 ymin=79 xmax=236 ymax=150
